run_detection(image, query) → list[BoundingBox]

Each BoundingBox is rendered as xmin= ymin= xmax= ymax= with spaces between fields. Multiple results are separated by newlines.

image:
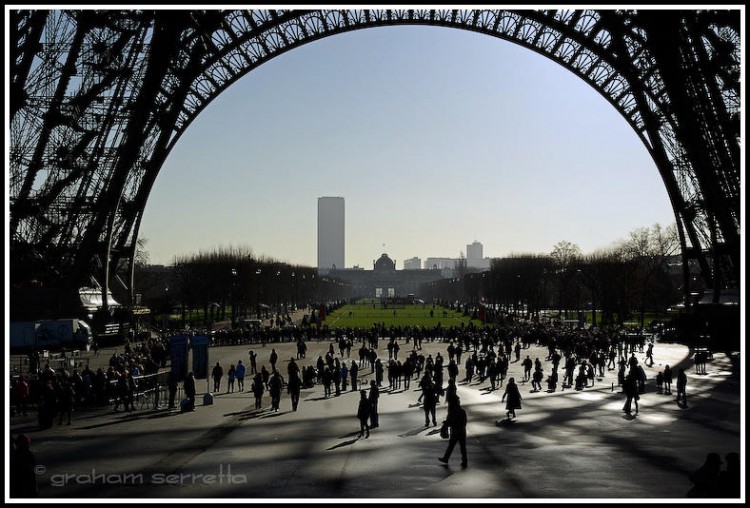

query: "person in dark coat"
xmin=368 ymin=379 xmax=380 ymax=428
xmin=501 ymin=377 xmax=522 ymax=420
xmin=183 ymin=371 xmax=196 ymax=411
xmin=268 ymin=370 xmax=284 ymax=412
xmin=438 ymin=396 xmax=468 ymax=468
xmin=211 ymin=362 xmax=223 ymax=393
xmin=349 ymin=360 xmax=359 ymax=391
xmin=10 ymin=434 xmax=38 ymax=497
xmin=622 ymin=372 xmax=640 ymax=414
xmin=663 ymin=364 xmax=673 ymax=394
xmin=676 ymin=368 xmax=688 ymax=406
xmin=287 ymin=371 xmax=302 ymax=411
xmin=688 ymin=452 xmax=722 ymax=497
xmin=356 ymin=390 xmax=370 ymax=438
xmin=420 ymin=374 xmax=438 ymax=427
xmin=251 ymin=372 xmax=265 ymax=409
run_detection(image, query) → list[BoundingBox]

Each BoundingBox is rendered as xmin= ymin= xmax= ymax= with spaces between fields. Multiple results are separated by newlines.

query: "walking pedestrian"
xmin=645 ymin=342 xmax=654 ymax=367
xmin=227 ymin=364 xmax=236 ymax=393
xmin=421 ymin=374 xmax=438 ymax=427
xmin=268 ymin=369 xmax=284 ymax=412
xmin=438 ymin=396 xmax=468 ymax=468
xmin=251 ymin=372 xmax=264 ymax=409
xmin=676 ymin=368 xmax=688 ymax=406
xmin=663 ymin=365 xmax=673 ymax=395
xmin=269 ymin=348 xmax=278 ymax=373
xmin=287 ymin=371 xmax=301 ymax=411
xmin=248 ymin=350 xmax=258 ymax=374
xmin=501 ymin=377 xmax=522 ymax=420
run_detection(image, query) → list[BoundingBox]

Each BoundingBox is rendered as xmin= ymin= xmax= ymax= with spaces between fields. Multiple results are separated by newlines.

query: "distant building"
xmin=466 ymin=241 xmax=492 ymax=270
xmin=330 ymin=253 xmax=447 ymax=298
xmin=467 ymin=241 xmax=483 ymax=263
xmin=424 ymin=257 xmax=458 ymax=271
xmin=318 ymin=197 xmax=345 ymax=274
xmin=403 ymin=257 xmax=421 ymax=270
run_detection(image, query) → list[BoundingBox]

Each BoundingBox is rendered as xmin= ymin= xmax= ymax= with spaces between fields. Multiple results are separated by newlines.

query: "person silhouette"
xmin=10 ymin=434 xmax=38 ymax=497
xmin=717 ymin=452 xmax=740 ymax=498
xmin=688 ymin=452 xmax=722 ymax=497
xmin=356 ymin=390 xmax=370 ymax=438
xmin=502 ymin=377 xmax=522 ymax=420
xmin=438 ymin=396 xmax=468 ymax=468
xmin=676 ymin=368 xmax=688 ymax=406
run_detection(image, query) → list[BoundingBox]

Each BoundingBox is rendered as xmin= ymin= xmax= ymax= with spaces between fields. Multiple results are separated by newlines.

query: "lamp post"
xmin=575 ymin=269 xmax=583 ymax=328
xmin=275 ymin=270 xmax=281 ymax=316
xmin=291 ymin=271 xmax=297 ymax=311
xmin=255 ymin=269 xmax=262 ymax=319
xmin=231 ymin=268 xmax=238 ymax=327
xmin=515 ymin=274 xmax=521 ymax=318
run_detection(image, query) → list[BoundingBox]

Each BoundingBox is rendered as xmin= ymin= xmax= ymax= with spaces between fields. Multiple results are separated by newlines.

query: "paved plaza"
xmin=8 ymin=335 xmax=743 ymax=501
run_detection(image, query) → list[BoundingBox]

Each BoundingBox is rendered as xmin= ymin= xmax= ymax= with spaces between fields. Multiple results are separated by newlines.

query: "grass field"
xmin=321 ymin=300 xmax=483 ymax=329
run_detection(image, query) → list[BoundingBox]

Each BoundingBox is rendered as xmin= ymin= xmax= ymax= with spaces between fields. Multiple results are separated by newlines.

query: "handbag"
xmin=439 ymin=420 xmax=450 ymax=439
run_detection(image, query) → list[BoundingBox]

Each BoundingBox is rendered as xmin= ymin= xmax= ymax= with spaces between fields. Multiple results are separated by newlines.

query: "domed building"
xmin=373 ymin=253 xmax=396 ymax=273
xmin=328 ymin=252 xmax=446 ymax=298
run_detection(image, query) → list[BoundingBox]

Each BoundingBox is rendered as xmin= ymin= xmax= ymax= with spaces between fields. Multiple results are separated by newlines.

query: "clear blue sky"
xmin=139 ymin=22 xmax=676 ymax=269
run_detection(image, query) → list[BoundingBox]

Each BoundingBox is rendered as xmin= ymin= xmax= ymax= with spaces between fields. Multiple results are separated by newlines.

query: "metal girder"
xmin=9 ymin=8 xmax=741 ymax=313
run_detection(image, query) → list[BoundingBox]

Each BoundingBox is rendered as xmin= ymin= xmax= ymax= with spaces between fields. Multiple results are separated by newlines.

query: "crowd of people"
xmin=10 ymin=308 xmax=738 ymax=499
xmin=10 ymin=335 xmax=173 ymax=426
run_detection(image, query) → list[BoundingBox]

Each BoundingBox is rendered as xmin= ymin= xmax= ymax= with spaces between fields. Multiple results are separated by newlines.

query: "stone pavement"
xmin=8 ymin=336 xmax=743 ymax=501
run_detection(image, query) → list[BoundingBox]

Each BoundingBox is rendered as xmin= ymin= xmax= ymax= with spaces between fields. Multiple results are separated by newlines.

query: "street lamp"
xmin=291 ymin=271 xmax=297 ymax=310
xmin=255 ymin=269 xmax=262 ymax=319
xmin=231 ymin=268 xmax=238 ymax=327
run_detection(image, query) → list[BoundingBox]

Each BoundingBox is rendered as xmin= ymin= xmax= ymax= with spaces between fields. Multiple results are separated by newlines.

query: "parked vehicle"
xmin=10 ymin=319 xmax=93 ymax=353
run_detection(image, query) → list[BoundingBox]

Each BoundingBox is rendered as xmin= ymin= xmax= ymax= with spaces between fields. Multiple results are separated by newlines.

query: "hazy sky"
xmin=139 ymin=20 xmax=676 ymax=269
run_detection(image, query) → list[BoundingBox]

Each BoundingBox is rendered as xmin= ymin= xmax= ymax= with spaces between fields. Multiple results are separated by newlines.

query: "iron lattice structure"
xmin=9 ymin=9 xmax=741 ymax=315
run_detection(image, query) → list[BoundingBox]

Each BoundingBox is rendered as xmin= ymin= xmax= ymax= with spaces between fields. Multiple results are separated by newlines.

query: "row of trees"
xmin=132 ymin=223 xmax=686 ymax=329
xmin=133 ymin=246 xmax=348 ymax=327
xmin=421 ymin=224 xmax=687 ymax=328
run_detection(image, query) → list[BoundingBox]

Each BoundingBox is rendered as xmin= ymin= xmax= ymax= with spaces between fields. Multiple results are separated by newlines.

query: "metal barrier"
xmin=106 ymin=371 xmax=182 ymax=410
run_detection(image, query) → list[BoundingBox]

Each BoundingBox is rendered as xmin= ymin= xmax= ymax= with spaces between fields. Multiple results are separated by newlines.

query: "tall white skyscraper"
xmin=318 ymin=197 xmax=345 ymax=273
xmin=467 ymin=241 xmax=483 ymax=262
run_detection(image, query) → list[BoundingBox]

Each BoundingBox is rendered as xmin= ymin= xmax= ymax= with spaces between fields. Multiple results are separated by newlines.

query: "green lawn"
xmin=321 ymin=300 xmax=482 ymax=329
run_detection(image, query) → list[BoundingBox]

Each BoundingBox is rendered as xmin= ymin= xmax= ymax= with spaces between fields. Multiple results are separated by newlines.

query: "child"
xmin=656 ymin=370 xmax=664 ymax=394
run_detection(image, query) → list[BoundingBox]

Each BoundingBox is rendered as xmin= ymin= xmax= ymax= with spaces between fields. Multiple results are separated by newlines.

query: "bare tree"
xmin=550 ymin=240 xmax=583 ymax=318
xmin=619 ymin=223 xmax=680 ymax=327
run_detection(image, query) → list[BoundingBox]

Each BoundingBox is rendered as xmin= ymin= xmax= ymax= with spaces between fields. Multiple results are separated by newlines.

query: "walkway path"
xmin=9 ymin=337 xmax=742 ymax=500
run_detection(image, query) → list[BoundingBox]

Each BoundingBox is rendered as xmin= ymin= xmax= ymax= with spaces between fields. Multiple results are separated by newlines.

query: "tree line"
xmin=132 ymin=223 xmax=688 ymax=330
xmin=421 ymin=223 xmax=689 ymax=328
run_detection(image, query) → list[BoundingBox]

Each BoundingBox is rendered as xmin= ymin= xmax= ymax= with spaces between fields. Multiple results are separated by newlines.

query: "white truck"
xmin=10 ymin=319 xmax=93 ymax=353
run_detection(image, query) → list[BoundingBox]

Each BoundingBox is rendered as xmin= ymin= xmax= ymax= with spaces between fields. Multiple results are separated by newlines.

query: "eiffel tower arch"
xmin=9 ymin=9 xmax=741 ymax=321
